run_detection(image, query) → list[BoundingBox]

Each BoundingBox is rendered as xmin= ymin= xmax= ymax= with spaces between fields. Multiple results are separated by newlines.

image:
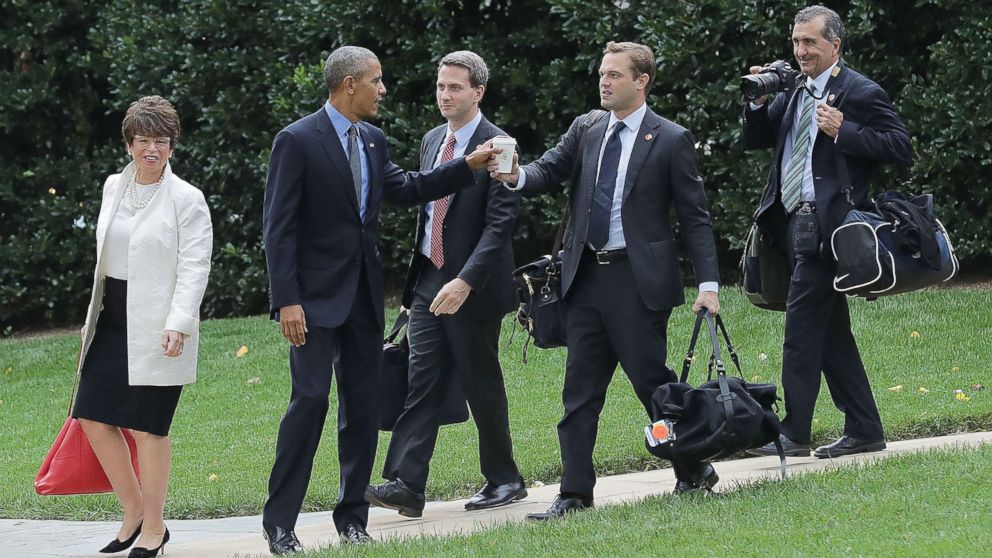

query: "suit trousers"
xmin=382 ymin=262 xmax=520 ymax=493
xmin=780 ymin=212 xmax=884 ymax=444
xmin=558 ymin=250 xmax=704 ymax=498
xmin=263 ymin=264 xmax=381 ymax=532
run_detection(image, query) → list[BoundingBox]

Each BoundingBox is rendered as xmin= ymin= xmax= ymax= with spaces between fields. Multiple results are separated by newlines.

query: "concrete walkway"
xmin=4 ymin=431 xmax=990 ymax=558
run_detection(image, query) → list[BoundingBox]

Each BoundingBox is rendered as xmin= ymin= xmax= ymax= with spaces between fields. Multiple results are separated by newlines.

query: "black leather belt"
xmin=795 ymin=201 xmax=816 ymax=214
xmin=587 ymin=247 xmax=628 ymax=264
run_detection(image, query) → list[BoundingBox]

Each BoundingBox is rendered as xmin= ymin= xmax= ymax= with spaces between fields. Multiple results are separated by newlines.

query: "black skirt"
xmin=72 ymin=277 xmax=183 ymax=436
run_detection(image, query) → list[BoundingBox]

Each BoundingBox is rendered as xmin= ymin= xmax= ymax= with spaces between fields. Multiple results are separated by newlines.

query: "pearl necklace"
xmin=127 ymin=170 xmax=162 ymax=209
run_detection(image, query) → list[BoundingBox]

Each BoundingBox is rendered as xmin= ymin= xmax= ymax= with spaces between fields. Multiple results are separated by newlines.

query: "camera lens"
xmin=740 ymin=73 xmax=782 ymax=101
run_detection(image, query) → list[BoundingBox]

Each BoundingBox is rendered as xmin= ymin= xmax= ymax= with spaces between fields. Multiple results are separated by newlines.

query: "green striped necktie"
xmin=781 ymin=88 xmax=816 ymax=213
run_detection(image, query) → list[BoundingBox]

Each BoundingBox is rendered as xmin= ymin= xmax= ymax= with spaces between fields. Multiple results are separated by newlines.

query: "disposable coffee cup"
xmin=491 ymin=136 xmax=517 ymax=173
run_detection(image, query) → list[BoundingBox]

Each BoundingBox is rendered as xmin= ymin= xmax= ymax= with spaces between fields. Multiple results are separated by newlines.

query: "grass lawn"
xmin=313 ymin=445 xmax=992 ymax=558
xmin=0 ymin=287 xmax=989 ymax=520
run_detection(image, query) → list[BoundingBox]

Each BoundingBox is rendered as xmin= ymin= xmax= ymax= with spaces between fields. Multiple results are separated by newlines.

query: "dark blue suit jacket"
xmin=742 ymin=61 xmax=912 ymax=248
xmin=263 ymin=108 xmax=474 ymax=329
xmin=400 ymin=116 xmax=520 ymax=320
xmin=517 ymin=107 xmax=719 ymax=311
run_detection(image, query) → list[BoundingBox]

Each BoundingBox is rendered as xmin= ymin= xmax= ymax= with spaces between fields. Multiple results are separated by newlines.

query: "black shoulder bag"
xmin=512 ymin=109 xmax=608 ymax=358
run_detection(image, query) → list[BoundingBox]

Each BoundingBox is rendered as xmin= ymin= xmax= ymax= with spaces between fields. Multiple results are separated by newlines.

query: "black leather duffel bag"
xmin=645 ymin=311 xmax=785 ymax=477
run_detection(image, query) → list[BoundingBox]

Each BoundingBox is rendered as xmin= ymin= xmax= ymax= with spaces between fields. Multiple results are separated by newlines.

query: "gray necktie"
xmin=347 ymin=125 xmax=362 ymax=205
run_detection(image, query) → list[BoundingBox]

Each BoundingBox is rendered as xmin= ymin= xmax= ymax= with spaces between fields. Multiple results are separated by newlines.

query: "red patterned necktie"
xmin=429 ymin=133 xmax=457 ymax=269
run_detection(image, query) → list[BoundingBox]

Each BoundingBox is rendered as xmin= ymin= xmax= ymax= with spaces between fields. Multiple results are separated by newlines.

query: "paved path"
xmin=4 ymin=431 xmax=990 ymax=558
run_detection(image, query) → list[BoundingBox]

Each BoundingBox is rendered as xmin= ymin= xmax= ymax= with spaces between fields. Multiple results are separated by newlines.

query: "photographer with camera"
xmin=740 ymin=5 xmax=911 ymax=459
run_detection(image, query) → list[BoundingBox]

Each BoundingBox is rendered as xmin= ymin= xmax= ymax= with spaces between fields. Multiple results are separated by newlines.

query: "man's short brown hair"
xmin=121 ymin=95 xmax=181 ymax=147
xmin=603 ymin=41 xmax=656 ymax=94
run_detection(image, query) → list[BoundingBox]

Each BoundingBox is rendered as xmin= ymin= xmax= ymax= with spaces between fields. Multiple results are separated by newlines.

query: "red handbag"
xmin=34 ymin=340 xmax=141 ymax=495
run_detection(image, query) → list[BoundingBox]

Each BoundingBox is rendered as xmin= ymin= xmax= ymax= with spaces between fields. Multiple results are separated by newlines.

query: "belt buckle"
xmin=595 ymin=250 xmax=612 ymax=265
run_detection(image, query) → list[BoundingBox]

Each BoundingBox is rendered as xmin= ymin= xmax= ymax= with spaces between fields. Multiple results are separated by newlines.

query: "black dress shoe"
xmin=814 ymin=435 xmax=886 ymax=459
xmin=673 ymin=463 xmax=720 ymax=495
xmin=338 ymin=522 xmax=373 ymax=545
xmin=127 ymin=527 xmax=168 ymax=558
xmin=465 ymin=478 xmax=528 ymax=510
xmin=262 ymin=521 xmax=302 ymax=555
xmin=365 ymin=478 xmax=426 ymax=518
xmin=99 ymin=520 xmax=142 ymax=553
xmin=525 ymin=494 xmax=593 ymax=521
xmin=746 ymin=434 xmax=811 ymax=457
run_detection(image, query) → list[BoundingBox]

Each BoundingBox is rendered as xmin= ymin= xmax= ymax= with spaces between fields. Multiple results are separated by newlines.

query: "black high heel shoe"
xmin=128 ymin=527 xmax=169 ymax=558
xmin=99 ymin=521 xmax=142 ymax=553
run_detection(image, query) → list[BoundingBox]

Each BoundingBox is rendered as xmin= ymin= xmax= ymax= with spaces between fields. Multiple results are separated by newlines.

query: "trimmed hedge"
xmin=1 ymin=0 xmax=989 ymax=334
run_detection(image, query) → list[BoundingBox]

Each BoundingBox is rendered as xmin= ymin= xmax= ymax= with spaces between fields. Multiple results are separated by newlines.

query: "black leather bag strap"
xmin=550 ymin=109 xmax=610 ymax=263
xmin=702 ymin=312 xmax=737 ymax=440
xmin=679 ymin=311 xmax=707 ymax=383
xmin=384 ymin=309 xmax=409 ymax=344
xmin=713 ymin=315 xmax=743 ymax=379
xmin=829 ymin=88 xmax=860 ymax=207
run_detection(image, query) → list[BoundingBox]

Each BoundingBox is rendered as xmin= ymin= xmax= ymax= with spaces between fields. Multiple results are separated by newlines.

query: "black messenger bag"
xmin=645 ymin=311 xmax=786 ymax=477
xmin=511 ymin=109 xmax=608 ymax=355
xmin=379 ymin=309 xmax=469 ymax=431
xmin=740 ymin=221 xmax=790 ymax=311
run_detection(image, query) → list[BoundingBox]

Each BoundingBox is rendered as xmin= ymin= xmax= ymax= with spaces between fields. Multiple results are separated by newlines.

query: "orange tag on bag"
xmin=645 ymin=419 xmax=676 ymax=447
xmin=651 ymin=421 xmax=672 ymax=441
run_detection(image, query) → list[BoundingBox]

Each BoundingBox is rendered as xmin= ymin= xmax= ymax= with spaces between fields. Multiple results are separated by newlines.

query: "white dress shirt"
xmin=101 ymin=183 xmax=158 ymax=280
xmin=419 ymin=110 xmax=483 ymax=258
xmin=780 ymin=61 xmax=837 ymax=202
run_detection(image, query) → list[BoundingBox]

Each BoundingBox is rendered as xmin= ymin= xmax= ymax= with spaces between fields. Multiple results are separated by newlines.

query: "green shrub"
xmin=1 ymin=0 xmax=989 ymax=334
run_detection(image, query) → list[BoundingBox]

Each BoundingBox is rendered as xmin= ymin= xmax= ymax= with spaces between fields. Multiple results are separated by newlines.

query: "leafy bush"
xmin=2 ymin=0 xmax=989 ymax=334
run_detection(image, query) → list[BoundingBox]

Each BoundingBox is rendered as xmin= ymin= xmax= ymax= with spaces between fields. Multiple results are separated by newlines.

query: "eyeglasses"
xmin=134 ymin=136 xmax=172 ymax=149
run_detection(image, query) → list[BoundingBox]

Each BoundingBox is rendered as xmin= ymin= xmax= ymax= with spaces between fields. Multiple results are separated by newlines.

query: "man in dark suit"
xmin=364 ymin=50 xmax=526 ymax=518
xmin=490 ymin=41 xmax=722 ymax=519
xmin=261 ymin=46 xmax=497 ymax=553
xmin=741 ymin=6 xmax=912 ymax=459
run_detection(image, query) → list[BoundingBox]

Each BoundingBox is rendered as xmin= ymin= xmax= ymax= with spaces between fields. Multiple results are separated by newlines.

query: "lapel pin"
xmin=828 ymin=93 xmax=836 ymax=102
xmin=369 ymin=142 xmax=375 ymax=148
xmin=645 ymin=133 xmax=653 ymax=141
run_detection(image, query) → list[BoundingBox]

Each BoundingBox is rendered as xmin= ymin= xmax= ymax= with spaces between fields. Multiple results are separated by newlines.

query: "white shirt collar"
xmin=607 ymin=102 xmax=647 ymax=135
xmin=444 ymin=109 xmax=483 ymax=147
xmin=806 ymin=60 xmax=839 ymax=94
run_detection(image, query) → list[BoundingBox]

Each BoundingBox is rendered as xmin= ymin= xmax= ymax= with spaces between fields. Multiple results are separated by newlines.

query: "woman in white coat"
xmin=72 ymin=96 xmax=212 ymax=558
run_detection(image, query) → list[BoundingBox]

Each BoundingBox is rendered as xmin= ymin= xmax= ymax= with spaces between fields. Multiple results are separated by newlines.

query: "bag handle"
xmin=680 ymin=310 xmax=738 ymax=441
xmin=680 ymin=311 xmax=742 ymax=383
xmin=385 ymin=308 xmax=409 ymax=344
xmin=66 ymin=336 xmax=86 ymax=417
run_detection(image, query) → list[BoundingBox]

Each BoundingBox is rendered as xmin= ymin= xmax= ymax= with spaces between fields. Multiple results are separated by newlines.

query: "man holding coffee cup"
xmin=365 ymin=50 xmax=527 ymax=518
xmin=490 ymin=41 xmax=722 ymax=519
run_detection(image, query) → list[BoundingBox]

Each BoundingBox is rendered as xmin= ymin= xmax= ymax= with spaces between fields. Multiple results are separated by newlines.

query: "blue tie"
xmin=588 ymin=121 xmax=625 ymax=250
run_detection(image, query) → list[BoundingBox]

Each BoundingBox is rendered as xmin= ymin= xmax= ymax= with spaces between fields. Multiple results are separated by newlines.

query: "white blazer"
xmin=78 ymin=162 xmax=213 ymax=386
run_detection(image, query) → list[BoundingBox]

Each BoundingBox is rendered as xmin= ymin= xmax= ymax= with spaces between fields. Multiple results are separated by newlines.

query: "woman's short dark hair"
xmin=121 ymin=95 xmax=181 ymax=147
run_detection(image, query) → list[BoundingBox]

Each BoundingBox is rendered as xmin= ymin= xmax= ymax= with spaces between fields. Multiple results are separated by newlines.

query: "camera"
xmin=740 ymin=60 xmax=802 ymax=101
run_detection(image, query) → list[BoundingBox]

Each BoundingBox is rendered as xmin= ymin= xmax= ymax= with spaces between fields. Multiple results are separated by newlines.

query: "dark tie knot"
xmin=612 ymin=121 xmax=626 ymax=134
xmin=348 ymin=125 xmax=358 ymax=138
